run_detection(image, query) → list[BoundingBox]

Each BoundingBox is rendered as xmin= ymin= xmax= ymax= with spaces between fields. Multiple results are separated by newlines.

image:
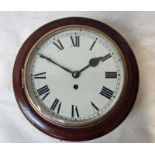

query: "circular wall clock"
xmin=13 ymin=17 xmax=139 ymax=141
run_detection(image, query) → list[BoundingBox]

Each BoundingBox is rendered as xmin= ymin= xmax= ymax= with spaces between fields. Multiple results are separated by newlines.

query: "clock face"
xmin=13 ymin=17 xmax=139 ymax=140
xmin=24 ymin=26 xmax=125 ymax=126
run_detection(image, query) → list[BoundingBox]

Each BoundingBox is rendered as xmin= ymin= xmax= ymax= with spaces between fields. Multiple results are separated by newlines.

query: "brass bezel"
xmin=22 ymin=25 xmax=128 ymax=128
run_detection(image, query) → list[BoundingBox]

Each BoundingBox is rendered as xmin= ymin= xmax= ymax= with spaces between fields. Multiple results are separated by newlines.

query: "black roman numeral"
xmin=53 ymin=39 xmax=64 ymax=50
xmin=89 ymin=38 xmax=97 ymax=51
xmin=37 ymin=85 xmax=50 ymax=100
xmin=105 ymin=72 xmax=117 ymax=78
xmin=34 ymin=72 xmax=46 ymax=79
xmin=50 ymin=98 xmax=61 ymax=114
xmin=100 ymin=86 xmax=113 ymax=99
xmin=70 ymin=36 xmax=80 ymax=47
xmin=71 ymin=105 xmax=79 ymax=118
xmin=91 ymin=102 xmax=99 ymax=111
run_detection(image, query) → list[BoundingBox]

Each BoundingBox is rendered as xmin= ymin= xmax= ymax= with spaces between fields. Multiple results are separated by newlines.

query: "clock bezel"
xmin=23 ymin=25 xmax=127 ymax=127
xmin=13 ymin=17 xmax=139 ymax=141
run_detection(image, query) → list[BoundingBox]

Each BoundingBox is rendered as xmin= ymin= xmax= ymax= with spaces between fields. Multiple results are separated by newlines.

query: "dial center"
xmin=72 ymin=71 xmax=80 ymax=78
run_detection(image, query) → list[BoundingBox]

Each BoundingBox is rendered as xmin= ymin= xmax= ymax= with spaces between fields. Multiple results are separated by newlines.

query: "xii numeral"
xmin=50 ymin=98 xmax=61 ymax=114
xmin=70 ymin=36 xmax=80 ymax=47
xmin=37 ymin=85 xmax=50 ymax=100
xmin=53 ymin=39 xmax=64 ymax=51
xmin=71 ymin=105 xmax=79 ymax=118
xmin=100 ymin=86 xmax=113 ymax=99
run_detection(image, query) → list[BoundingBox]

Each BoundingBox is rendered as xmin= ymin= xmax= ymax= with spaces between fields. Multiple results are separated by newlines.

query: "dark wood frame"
xmin=13 ymin=17 xmax=139 ymax=141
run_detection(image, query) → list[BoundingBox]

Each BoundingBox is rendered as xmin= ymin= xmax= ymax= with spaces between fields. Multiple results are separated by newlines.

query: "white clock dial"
xmin=25 ymin=26 xmax=125 ymax=126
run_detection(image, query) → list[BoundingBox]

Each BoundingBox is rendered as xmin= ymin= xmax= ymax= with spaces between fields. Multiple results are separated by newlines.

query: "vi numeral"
xmin=71 ymin=105 xmax=79 ymax=118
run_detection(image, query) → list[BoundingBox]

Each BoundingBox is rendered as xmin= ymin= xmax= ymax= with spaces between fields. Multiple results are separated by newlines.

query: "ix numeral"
xmin=34 ymin=72 xmax=46 ymax=79
xmin=100 ymin=86 xmax=113 ymax=99
xmin=71 ymin=105 xmax=79 ymax=118
xmin=53 ymin=39 xmax=64 ymax=51
xmin=37 ymin=85 xmax=50 ymax=100
xmin=50 ymin=98 xmax=61 ymax=114
xmin=70 ymin=36 xmax=80 ymax=47
xmin=105 ymin=72 xmax=117 ymax=78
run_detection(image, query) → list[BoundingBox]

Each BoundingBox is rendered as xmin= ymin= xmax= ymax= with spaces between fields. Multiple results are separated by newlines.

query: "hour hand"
xmin=89 ymin=57 xmax=103 ymax=67
xmin=89 ymin=54 xmax=112 ymax=67
xmin=78 ymin=54 xmax=112 ymax=74
xmin=78 ymin=57 xmax=102 ymax=73
xmin=38 ymin=53 xmax=73 ymax=74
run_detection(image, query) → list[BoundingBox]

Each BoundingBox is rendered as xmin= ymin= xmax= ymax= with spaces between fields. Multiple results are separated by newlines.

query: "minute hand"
xmin=39 ymin=54 xmax=73 ymax=74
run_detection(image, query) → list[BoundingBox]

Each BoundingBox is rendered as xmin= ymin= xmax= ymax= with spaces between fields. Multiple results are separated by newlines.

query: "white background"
xmin=0 ymin=11 xmax=155 ymax=143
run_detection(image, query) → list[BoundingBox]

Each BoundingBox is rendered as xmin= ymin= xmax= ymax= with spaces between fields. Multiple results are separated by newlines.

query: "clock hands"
xmin=78 ymin=57 xmax=103 ymax=73
xmin=38 ymin=53 xmax=111 ymax=78
xmin=78 ymin=54 xmax=112 ymax=75
xmin=72 ymin=57 xmax=102 ymax=78
xmin=38 ymin=54 xmax=73 ymax=74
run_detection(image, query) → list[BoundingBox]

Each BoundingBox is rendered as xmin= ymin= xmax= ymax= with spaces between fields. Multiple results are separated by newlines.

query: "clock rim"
xmin=23 ymin=25 xmax=128 ymax=127
xmin=13 ymin=17 xmax=139 ymax=141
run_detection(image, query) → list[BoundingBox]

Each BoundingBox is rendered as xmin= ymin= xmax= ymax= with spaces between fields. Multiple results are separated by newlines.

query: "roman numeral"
xmin=100 ymin=86 xmax=113 ymax=99
xmin=101 ymin=54 xmax=112 ymax=62
xmin=50 ymin=98 xmax=61 ymax=114
xmin=53 ymin=39 xmax=64 ymax=50
xmin=70 ymin=36 xmax=80 ymax=47
xmin=34 ymin=72 xmax=46 ymax=79
xmin=105 ymin=72 xmax=117 ymax=78
xmin=37 ymin=85 xmax=50 ymax=100
xmin=89 ymin=38 xmax=97 ymax=51
xmin=71 ymin=105 xmax=79 ymax=118
xmin=91 ymin=102 xmax=99 ymax=111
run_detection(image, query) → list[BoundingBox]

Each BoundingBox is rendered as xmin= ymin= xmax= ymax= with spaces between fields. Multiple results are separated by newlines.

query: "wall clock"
xmin=13 ymin=17 xmax=139 ymax=141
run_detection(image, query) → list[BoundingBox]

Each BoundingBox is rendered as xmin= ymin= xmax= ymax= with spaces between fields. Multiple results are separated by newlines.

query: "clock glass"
xmin=23 ymin=26 xmax=126 ymax=127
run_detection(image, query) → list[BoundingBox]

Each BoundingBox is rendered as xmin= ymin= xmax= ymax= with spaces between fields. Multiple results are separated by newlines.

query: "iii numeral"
xmin=34 ymin=72 xmax=46 ymax=79
xmin=37 ymin=85 xmax=50 ymax=100
xmin=105 ymin=72 xmax=117 ymax=78
xmin=53 ymin=39 xmax=64 ymax=51
xmin=100 ymin=86 xmax=113 ymax=99
xmin=50 ymin=98 xmax=61 ymax=114
xmin=70 ymin=36 xmax=80 ymax=47
xmin=71 ymin=105 xmax=79 ymax=118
